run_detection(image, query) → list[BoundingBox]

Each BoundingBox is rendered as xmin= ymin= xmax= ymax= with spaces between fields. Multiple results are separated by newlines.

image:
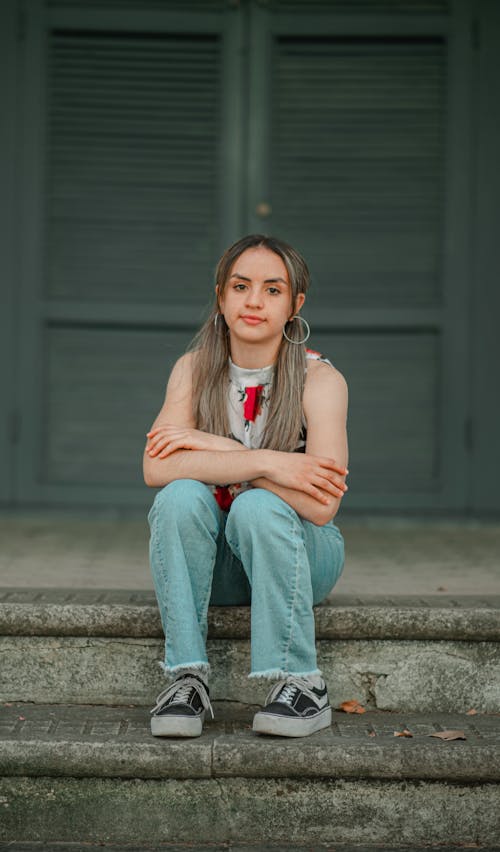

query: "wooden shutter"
xmin=270 ymin=37 xmax=445 ymax=308
xmin=255 ymin=27 xmax=447 ymax=501
xmin=47 ymin=29 xmax=221 ymax=305
xmin=43 ymin=21 xmax=224 ymax=491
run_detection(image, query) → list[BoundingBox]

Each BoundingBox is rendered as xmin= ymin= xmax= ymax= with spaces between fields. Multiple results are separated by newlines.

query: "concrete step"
xmin=0 ymin=702 xmax=499 ymax=846
xmin=1 ymin=589 xmax=499 ymax=711
xmin=2 ymin=847 xmax=500 ymax=852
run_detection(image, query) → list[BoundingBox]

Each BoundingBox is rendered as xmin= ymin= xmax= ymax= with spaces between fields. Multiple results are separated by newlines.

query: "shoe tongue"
xmin=280 ymin=683 xmax=298 ymax=704
xmin=178 ymin=671 xmax=208 ymax=689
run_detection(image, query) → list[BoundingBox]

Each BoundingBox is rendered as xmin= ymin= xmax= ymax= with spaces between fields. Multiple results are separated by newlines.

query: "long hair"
xmin=190 ymin=234 xmax=311 ymax=452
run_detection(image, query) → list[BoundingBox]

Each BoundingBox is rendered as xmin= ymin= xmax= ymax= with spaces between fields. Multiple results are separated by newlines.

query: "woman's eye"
xmin=234 ymin=283 xmax=246 ymax=291
xmin=268 ymin=287 xmax=280 ymax=295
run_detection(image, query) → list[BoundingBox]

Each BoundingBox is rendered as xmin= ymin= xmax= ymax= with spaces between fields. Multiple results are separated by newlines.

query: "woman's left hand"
xmin=146 ymin=425 xmax=235 ymax=458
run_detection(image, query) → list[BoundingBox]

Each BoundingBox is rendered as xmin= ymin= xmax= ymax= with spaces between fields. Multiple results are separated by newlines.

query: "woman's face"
xmin=217 ymin=246 xmax=305 ymax=349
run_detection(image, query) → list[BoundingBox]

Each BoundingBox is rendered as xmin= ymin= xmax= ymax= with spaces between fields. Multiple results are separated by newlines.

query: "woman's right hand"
xmin=146 ymin=424 xmax=246 ymax=458
xmin=263 ymin=450 xmax=348 ymax=504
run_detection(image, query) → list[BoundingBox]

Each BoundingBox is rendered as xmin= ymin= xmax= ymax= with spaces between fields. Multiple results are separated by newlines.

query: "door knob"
xmin=255 ymin=202 xmax=272 ymax=218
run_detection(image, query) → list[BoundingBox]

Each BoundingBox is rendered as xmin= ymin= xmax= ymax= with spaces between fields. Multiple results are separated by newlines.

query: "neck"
xmin=229 ymin=336 xmax=281 ymax=369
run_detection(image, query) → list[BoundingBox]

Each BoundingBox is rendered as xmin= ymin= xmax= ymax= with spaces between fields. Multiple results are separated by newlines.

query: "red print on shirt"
xmin=243 ymin=385 xmax=264 ymax=423
xmin=213 ymin=486 xmax=234 ymax=512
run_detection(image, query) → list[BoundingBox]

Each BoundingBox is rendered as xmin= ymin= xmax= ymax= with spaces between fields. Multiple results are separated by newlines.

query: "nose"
xmin=245 ymin=286 xmax=264 ymax=308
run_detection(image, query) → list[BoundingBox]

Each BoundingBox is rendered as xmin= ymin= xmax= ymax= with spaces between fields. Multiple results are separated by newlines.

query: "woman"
xmin=144 ymin=234 xmax=348 ymax=739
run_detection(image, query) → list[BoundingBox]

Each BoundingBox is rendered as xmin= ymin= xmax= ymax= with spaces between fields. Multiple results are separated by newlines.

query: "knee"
xmin=226 ymin=487 xmax=294 ymax=537
xmin=149 ymin=479 xmax=216 ymax=526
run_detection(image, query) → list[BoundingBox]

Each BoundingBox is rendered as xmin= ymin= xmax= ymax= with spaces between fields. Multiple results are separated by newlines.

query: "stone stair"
xmin=1 ymin=588 xmax=500 ymax=847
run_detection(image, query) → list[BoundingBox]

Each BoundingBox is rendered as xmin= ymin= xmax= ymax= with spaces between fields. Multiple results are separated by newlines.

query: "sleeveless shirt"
xmin=212 ymin=348 xmax=334 ymax=511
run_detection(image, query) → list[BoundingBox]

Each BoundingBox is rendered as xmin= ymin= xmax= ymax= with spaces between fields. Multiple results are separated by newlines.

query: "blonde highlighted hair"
xmin=190 ymin=234 xmax=310 ymax=452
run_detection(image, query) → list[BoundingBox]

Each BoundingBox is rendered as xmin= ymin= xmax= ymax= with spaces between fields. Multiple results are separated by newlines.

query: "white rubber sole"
xmin=252 ymin=705 xmax=332 ymax=737
xmin=151 ymin=710 xmax=205 ymax=738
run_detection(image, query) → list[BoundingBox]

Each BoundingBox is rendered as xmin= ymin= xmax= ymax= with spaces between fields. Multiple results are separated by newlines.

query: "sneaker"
xmin=150 ymin=671 xmax=214 ymax=737
xmin=252 ymin=675 xmax=331 ymax=737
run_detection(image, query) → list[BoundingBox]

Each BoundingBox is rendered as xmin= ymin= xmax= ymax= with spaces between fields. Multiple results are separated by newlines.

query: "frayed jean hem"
xmin=248 ymin=667 xmax=323 ymax=681
xmin=158 ymin=660 xmax=211 ymax=680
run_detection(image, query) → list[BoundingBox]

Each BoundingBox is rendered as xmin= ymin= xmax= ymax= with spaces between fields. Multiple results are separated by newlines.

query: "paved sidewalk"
xmin=0 ymin=512 xmax=499 ymax=595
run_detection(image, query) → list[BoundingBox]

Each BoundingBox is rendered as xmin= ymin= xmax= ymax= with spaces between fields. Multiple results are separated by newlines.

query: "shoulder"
xmin=168 ymin=351 xmax=196 ymax=383
xmin=303 ymin=356 xmax=348 ymax=415
xmin=164 ymin=351 xmax=198 ymax=400
xmin=305 ymin=359 xmax=347 ymax=394
xmin=305 ymin=350 xmax=347 ymax=392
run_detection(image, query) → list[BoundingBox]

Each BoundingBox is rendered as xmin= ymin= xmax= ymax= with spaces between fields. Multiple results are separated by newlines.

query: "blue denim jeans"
xmin=148 ymin=479 xmax=345 ymax=681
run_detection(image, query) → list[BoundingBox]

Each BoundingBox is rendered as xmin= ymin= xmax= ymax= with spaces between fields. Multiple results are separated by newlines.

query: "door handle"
xmin=255 ymin=202 xmax=272 ymax=218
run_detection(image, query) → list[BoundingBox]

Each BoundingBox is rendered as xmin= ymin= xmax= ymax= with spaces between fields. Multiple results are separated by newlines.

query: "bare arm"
xmin=252 ymin=363 xmax=349 ymax=525
xmin=143 ymin=354 xmax=346 ymax=524
xmin=143 ymin=353 xmax=270 ymax=487
xmin=143 ymin=354 xmax=348 ymax=512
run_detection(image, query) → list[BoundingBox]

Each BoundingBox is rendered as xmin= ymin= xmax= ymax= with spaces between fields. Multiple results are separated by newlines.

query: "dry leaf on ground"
xmin=466 ymin=708 xmax=478 ymax=716
xmin=338 ymin=699 xmax=366 ymax=714
xmin=429 ymin=729 xmax=466 ymax=741
xmin=394 ymin=728 xmax=413 ymax=737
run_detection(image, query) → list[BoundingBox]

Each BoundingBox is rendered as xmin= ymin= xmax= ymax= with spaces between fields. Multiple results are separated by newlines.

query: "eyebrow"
xmin=229 ymin=273 xmax=289 ymax=286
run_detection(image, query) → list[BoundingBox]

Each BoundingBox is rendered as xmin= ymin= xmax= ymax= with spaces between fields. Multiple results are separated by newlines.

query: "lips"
xmin=241 ymin=315 xmax=264 ymax=325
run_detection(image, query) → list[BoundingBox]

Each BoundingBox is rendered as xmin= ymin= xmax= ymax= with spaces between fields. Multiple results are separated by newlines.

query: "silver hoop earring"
xmin=283 ymin=315 xmax=311 ymax=345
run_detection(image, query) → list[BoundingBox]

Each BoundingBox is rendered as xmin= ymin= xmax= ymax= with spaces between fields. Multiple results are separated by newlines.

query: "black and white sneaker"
xmin=252 ymin=675 xmax=331 ymax=737
xmin=150 ymin=672 xmax=214 ymax=737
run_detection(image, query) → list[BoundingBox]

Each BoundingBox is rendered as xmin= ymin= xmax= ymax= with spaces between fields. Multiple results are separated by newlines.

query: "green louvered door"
xmin=15 ymin=1 xmax=244 ymax=505
xmin=246 ymin=1 xmax=469 ymax=511
xmin=12 ymin=0 xmax=471 ymax=511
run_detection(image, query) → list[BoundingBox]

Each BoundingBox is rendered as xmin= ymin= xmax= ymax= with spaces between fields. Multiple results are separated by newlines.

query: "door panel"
xmin=9 ymin=0 xmax=472 ymax=511
xmin=44 ymin=327 xmax=193 ymax=486
xmin=313 ymin=331 xmax=440 ymax=502
xmin=15 ymin=1 xmax=243 ymax=506
xmin=47 ymin=29 xmax=223 ymax=306
xmin=247 ymin=3 xmax=467 ymax=510
xmin=269 ymin=36 xmax=445 ymax=309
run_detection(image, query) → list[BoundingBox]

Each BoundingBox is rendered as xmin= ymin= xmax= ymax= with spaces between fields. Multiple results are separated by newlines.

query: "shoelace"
xmin=278 ymin=682 xmax=299 ymax=705
xmin=151 ymin=675 xmax=214 ymax=719
xmin=264 ymin=675 xmax=320 ymax=707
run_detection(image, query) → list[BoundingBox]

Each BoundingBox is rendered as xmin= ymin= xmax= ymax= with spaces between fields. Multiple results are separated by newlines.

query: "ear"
xmin=290 ymin=292 xmax=305 ymax=319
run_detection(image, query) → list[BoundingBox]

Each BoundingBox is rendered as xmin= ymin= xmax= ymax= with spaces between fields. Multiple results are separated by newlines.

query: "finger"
xmin=158 ymin=440 xmax=189 ymax=458
xmin=147 ymin=438 xmax=164 ymax=454
xmin=147 ymin=433 xmax=164 ymax=449
xmin=148 ymin=436 xmax=173 ymax=456
xmin=313 ymin=464 xmax=349 ymax=486
xmin=153 ymin=437 xmax=171 ymax=453
xmin=313 ymin=471 xmax=349 ymax=496
xmin=321 ymin=477 xmax=348 ymax=496
xmin=317 ymin=457 xmax=349 ymax=475
xmin=313 ymin=478 xmax=343 ymax=499
xmin=303 ymin=483 xmax=331 ymax=504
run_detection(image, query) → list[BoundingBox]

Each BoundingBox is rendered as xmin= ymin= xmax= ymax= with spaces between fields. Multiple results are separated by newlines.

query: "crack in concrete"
xmin=360 ymin=671 xmax=387 ymax=709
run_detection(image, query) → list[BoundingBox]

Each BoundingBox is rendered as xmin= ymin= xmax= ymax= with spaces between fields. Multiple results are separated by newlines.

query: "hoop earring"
xmin=283 ymin=315 xmax=310 ymax=345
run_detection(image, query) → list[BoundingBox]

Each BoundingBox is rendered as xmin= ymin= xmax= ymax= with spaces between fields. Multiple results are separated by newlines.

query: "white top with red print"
xmin=211 ymin=349 xmax=333 ymax=511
